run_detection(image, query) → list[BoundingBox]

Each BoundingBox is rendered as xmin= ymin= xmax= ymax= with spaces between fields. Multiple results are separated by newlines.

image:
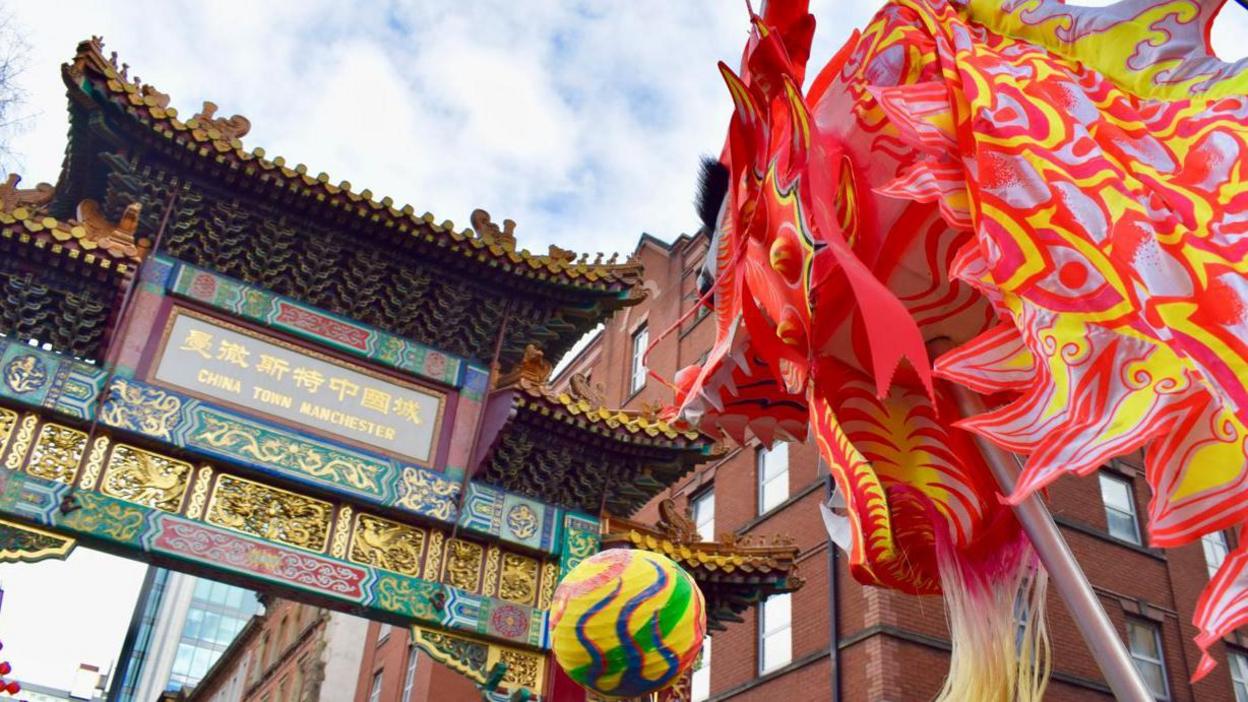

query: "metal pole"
xmin=944 ymin=382 xmax=1153 ymax=702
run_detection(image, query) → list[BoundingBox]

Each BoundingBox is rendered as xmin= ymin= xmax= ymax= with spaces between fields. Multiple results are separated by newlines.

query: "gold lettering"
xmin=329 ymin=377 xmax=360 ymax=403
xmin=179 ymin=329 xmax=215 ymax=359
xmin=252 ymin=386 xmax=293 ymax=409
xmin=256 ymin=354 xmax=291 ymax=381
xmin=361 ymin=387 xmax=391 ymax=414
xmin=394 ymin=398 xmax=423 ymax=426
xmin=197 ymin=369 xmax=241 ymax=394
xmin=216 ymin=340 xmax=251 ymax=368
xmin=296 ymin=400 xmax=398 ymax=441
xmin=292 ymin=367 xmax=325 ymax=393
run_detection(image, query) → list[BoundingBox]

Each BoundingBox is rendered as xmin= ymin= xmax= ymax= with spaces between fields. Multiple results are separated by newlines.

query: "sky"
xmin=0 ymin=0 xmax=1245 ymax=693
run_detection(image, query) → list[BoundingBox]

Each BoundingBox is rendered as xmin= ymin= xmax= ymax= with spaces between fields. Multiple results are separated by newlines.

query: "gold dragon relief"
xmin=206 ymin=473 xmax=332 ymax=552
xmin=498 ymin=552 xmax=540 ymax=606
xmin=192 ymin=413 xmax=383 ymax=493
xmin=100 ymin=379 xmax=182 ymax=440
xmin=26 ymin=423 xmax=86 ymax=484
xmin=101 ymin=443 xmax=193 ymax=513
xmin=442 ymin=538 xmax=484 ymax=592
xmin=348 ymin=513 xmax=426 ymax=577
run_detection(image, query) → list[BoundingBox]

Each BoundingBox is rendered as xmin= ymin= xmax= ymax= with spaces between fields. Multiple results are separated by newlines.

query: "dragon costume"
xmin=674 ymin=0 xmax=1248 ymax=697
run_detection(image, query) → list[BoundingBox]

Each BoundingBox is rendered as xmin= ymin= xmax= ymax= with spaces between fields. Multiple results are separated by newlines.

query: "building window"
xmin=1230 ymin=649 xmax=1248 ymax=702
xmin=630 ymin=325 xmax=649 ymax=394
xmin=1099 ymin=473 xmax=1142 ymax=544
xmin=402 ymin=646 xmax=420 ymax=701
xmin=377 ymin=623 xmax=392 ymax=643
xmin=691 ymin=636 xmax=711 ymax=701
xmin=368 ymin=672 xmax=383 ymax=702
xmin=692 ymin=489 xmax=714 ymax=542
xmin=1202 ymin=531 xmax=1230 ymax=579
xmin=758 ymin=443 xmax=789 ymax=514
xmin=759 ymin=593 xmax=792 ymax=674
xmin=1127 ymin=619 xmax=1170 ymax=700
xmin=166 ymin=578 xmax=260 ymax=692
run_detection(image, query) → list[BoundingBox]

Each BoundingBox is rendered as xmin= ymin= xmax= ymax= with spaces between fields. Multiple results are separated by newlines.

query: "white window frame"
xmin=630 ymin=325 xmax=649 ymax=395
xmin=691 ymin=636 xmax=711 ymax=702
xmin=1126 ymin=619 xmax=1170 ymax=701
xmin=692 ymin=489 xmax=715 ymax=543
xmin=757 ymin=443 xmax=790 ymax=515
xmin=759 ymin=593 xmax=792 ymax=674
xmin=368 ymin=672 xmax=383 ymax=702
xmin=1230 ymin=648 xmax=1248 ymax=702
xmin=1202 ymin=531 xmax=1230 ymax=579
xmin=402 ymin=646 xmax=419 ymax=702
xmin=1099 ymin=473 xmax=1142 ymax=545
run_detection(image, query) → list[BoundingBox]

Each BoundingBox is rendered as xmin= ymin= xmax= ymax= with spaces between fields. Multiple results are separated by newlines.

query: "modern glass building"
xmin=108 ymin=568 xmax=260 ymax=701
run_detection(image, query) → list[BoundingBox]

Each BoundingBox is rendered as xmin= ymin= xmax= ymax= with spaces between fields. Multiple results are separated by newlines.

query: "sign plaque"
xmin=152 ymin=309 xmax=446 ymax=465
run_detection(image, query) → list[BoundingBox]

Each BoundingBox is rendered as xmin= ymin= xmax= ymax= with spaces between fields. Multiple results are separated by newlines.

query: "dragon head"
xmin=676 ymin=2 xmax=1011 ymax=594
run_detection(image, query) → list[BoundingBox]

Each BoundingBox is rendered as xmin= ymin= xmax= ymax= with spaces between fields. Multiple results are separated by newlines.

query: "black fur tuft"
xmin=695 ymin=157 xmax=730 ymax=234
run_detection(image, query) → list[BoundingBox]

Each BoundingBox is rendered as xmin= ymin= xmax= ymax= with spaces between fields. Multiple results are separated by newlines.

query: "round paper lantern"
xmin=550 ymin=548 xmax=706 ymax=699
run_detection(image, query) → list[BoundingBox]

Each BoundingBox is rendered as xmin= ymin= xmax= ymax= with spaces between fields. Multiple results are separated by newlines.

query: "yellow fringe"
xmin=935 ymin=551 xmax=1051 ymax=702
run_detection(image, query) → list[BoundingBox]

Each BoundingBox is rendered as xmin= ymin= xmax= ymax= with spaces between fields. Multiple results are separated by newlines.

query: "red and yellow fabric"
xmin=675 ymin=0 xmax=1248 ymax=685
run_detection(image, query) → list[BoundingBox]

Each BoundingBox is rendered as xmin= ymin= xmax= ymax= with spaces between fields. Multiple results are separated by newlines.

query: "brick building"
xmin=349 ymin=621 xmax=479 ymax=702
xmin=187 ymin=598 xmax=368 ymax=702
xmin=552 ymin=231 xmax=1248 ymax=702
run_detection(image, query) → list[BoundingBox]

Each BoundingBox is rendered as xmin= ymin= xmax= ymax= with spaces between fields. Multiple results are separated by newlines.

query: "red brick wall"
xmin=352 ymin=622 xmax=479 ymax=702
xmin=552 ymin=233 xmax=1248 ymax=701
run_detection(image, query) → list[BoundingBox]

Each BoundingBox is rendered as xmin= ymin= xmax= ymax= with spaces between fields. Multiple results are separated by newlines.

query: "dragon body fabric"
xmin=675 ymin=0 xmax=1248 ymax=695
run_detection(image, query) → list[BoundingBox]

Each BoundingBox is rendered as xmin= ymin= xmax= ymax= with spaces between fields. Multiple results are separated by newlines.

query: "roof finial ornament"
xmin=470 ymin=209 xmax=516 ymax=251
xmin=497 ymin=344 xmax=553 ymax=389
xmin=76 ymin=199 xmax=150 ymax=260
xmin=192 ymin=100 xmax=251 ymax=140
xmin=140 ymin=84 xmax=170 ymax=109
xmin=568 ymin=373 xmax=606 ymax=407
xmin=657 ymin=499 xmax=701 ymax=543
xmin=637 ymin=401 xmax=662 ymax=423
xmin=0 ymin=174 xmax=54 ymax=213
xmin=547 ymin=244 xmax=575 ymax=263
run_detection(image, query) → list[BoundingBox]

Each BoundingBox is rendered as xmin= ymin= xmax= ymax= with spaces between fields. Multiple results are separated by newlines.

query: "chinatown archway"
xmin=0 ymin=37 xmax=803 ymax=702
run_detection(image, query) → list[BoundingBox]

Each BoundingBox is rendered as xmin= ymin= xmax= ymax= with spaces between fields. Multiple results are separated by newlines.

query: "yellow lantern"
xmin=550 ymin=548 xmax=706 ymax=699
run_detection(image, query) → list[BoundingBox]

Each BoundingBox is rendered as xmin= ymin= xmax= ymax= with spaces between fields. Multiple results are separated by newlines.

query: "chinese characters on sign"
xmin=153 ymin=310 xmax=445 ymax=464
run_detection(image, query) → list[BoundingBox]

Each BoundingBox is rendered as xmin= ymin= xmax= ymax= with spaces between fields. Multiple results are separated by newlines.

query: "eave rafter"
xmin=55 ymin=38 xmax=646 ymax=332
xmin=602 ymin=500 xmax=803 ymax=631
xmin=475 ymin=347 xmax=718 ymax=515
